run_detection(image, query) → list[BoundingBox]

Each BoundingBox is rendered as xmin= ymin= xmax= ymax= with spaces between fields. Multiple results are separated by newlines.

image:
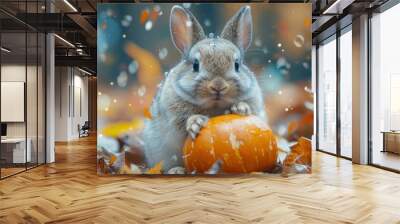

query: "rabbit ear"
xmin=221 ymin=6 xmax=253 ymax=52
xmin=170 ymin=6 xmax=205 ymax=55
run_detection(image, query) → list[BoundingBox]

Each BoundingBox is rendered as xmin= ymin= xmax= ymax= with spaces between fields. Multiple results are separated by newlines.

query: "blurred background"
xmin=97 ymin=3 xmax=312 ymax=143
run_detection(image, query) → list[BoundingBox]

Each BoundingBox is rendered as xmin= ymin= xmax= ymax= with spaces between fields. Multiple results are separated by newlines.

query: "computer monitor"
xmin=1 ymin=123 xmax=7 ymax=137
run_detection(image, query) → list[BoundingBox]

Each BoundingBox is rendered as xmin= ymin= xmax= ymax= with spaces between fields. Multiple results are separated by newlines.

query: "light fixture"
xmin=322 ymin=0 xmax=354 ymax=15
xmin=78 ymin=67 xmax=92 ymax=76
xmin=63 ymin=0 xmax=78 ymax=12
xmin=1 ymin=47 xmax=11 ymax=53
xmin=54 ymin=34 xmax=75 ymax=48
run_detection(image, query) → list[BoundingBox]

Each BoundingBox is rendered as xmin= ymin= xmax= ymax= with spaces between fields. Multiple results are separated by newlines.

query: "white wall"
xmin=1 ymin=65 xmax=40 ymax=138
xmin=54 ymin=67 xmax=89 ymax=141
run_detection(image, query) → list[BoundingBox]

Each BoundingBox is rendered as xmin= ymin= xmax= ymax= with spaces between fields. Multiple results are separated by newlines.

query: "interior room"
xmin=1 ymin=0 xmax=400 ymax=223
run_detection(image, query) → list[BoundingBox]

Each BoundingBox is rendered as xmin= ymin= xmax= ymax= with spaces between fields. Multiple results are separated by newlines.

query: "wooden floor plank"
xmin=1 ymin=135 xmax=400 ymax=223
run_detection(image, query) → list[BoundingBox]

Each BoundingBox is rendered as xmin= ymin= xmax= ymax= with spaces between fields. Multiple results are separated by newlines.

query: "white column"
xmin=46 ymin=32 xmax=55 ymax=163
xmin=45 ymin=0 xmax=56 ymax=163
xmin=352 ymin=14 xmax=369 ymax=164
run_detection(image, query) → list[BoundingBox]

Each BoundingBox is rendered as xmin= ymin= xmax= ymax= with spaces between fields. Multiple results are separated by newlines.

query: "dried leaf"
xmin=282 ymin=137 xmax=311 ymax=174
xmin=146 ymin=161 xmax=163 ymax=174
xmin=287 ymin=120 xmax=298 ymax=136
xmin=109 ymin=155 xmax=117 ymax=166
xmin=167 ymin=166 xmax=185 ymax=174
xmin=140 ymin=9 xmax=149 ymax=25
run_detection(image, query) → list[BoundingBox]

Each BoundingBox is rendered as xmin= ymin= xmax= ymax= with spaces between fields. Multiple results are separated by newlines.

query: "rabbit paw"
xmin=231 ymin=102 xmax=252 ymax=115
xmin=186 ymin=114 xmax=209 ymax=139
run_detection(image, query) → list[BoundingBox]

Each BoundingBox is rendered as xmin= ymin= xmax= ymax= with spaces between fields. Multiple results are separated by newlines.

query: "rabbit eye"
xmin=193 ymin=59 xmax=199 ymax=72
xmin=235 ymin=60 xmax=240 ymax=72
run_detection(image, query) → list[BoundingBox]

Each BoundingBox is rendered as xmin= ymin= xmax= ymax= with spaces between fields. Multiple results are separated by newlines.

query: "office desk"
xmin=1 ymin=138 xmax=31 ymax=164
xmin=382 ymin=131 xmax=400 ymax=154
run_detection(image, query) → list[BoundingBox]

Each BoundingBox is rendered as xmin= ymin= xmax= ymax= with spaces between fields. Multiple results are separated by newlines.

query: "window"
xmin=317 ymin=36 xmax=337 ymax=154
xmin=339 ymin=28 xmax=352 ymax=158
xmin=370 ymin=3 xmax=400 ymax=171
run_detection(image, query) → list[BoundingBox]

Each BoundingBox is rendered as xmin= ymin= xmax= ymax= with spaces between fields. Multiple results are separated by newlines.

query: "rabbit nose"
xmin=210 ymin=86 xmax=227 ymax=93
xmin=209 ymin=79 xmax=229 ymax=94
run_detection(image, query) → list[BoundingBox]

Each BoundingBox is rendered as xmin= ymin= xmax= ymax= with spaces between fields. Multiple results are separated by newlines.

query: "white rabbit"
xmin=143 ymin=5 xmax=265 ymax=171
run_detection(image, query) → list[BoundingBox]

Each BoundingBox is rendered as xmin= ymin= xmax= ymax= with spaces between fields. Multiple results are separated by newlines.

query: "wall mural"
xmin=97 ymin=3 xmax=312 ymax=175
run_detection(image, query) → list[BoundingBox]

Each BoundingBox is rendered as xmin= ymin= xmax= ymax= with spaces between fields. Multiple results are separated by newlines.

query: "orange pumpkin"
xmin=182 ymin=114 xmax=278 ymax=173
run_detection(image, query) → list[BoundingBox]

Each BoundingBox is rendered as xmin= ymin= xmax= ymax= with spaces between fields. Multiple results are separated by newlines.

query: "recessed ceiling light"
xmin=78 ymin=67 xmax=92 ymax=76
xmin=1 ymin=47 xmax=11 ymax=53
xmin=54 ymin=34 xmax=75 ymax=48
xmin=322 ymin=0 xmax=354 ymax=15
xmin=63 ymin=0 xmax=78 ymax=12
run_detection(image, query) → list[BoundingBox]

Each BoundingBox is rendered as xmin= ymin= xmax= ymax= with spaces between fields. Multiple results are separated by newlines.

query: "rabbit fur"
xmin=143 ymin=5 xmax=266 ymax=171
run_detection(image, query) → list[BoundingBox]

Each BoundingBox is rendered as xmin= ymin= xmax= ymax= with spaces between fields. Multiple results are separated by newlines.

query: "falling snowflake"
xmin=158 ymin=48 xmax=168 ymax=60
xmin=255 ymin=39 xmax=262 ymax=47
xmin=304 ymin=102 xmax=313 ymax=110
xmin=124 ymin=15 xmax=132 ymax=22
xmin=106 ymin=9 xmax=113 ymax=17
xmin=293 ymin=34 xmax=305 ymax=48
xmin=204 ymin=19 xmax=211 ymax=27
xmin=121 ymin=20 xmax=130 ymax=27
xmin=98 ymin=94 xmax=110 ymax=111
xmin=276 ymin=57 xmax=291 ymax=75
xmin=304 ymin=86 xmax=312 ymax=93
xmin=138 ymin=86 xmax=146 ymax=97
xmin=128 ymin=61 xmax=139 ymax=74
xmin=145 ymin=21 xmax=153 ymax=31
xmin=117 ymin=71 xmax=128 ymax=87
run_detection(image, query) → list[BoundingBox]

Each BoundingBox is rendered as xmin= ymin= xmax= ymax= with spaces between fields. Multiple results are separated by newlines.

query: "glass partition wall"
xmin=370 ymin=3 xmax=400 ymax=172
xmin=0 ymin=2 xmax=46 ymax=179
xmin=316 ymin=26 xmax=353 ymax=159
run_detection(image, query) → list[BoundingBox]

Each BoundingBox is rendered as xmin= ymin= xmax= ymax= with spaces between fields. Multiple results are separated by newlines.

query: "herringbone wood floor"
xmin=1 ymin=136 xmax=400 ymax=224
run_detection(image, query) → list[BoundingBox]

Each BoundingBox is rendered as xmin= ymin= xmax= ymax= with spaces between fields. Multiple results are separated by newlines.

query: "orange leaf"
xmin=143 ymin=107 xmax=152 ymax=119
xmin=140 ymin=9 xmax=149 ymax=25
xmin=287 ymin=120 xmax=298 ymax=136
xmin=146 ymin=161 xmax=163 ymax=174
xmin=283 ymin=137 xmax=312 ymax=172
xmin=124 ymin=42 xmax=162 ymax=87
xmin=109 ymin=155 xmax=117 ymax=166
